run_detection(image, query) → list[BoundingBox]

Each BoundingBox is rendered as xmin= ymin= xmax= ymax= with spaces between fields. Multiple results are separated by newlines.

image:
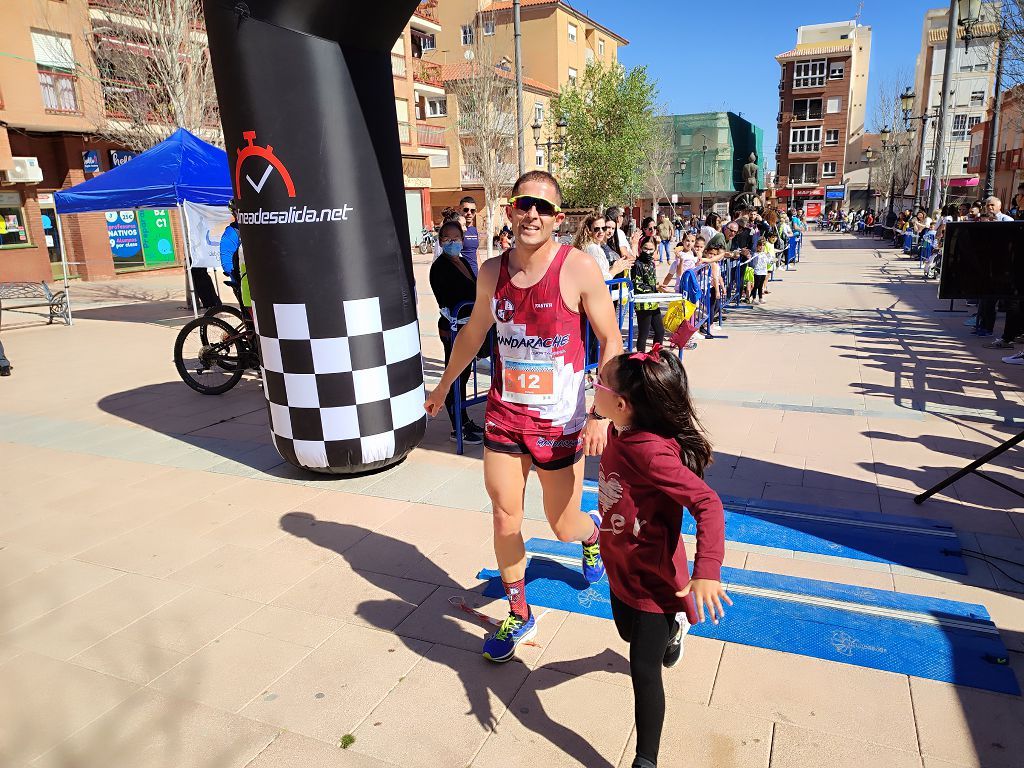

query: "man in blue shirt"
xmin=460 ymin=195 xmax=480 ymax=275
xmin=219 ymin=203 xmax=243 ymax=308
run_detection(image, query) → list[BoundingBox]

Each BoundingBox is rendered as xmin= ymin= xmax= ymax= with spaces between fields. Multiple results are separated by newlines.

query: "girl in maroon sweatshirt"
xmin=592 ymin=344 xmax=730 ymax=768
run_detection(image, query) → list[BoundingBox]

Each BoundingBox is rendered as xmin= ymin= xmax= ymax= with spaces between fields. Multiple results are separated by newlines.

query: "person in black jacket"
xmin=428 ymin=220 xmax=484 ymax=445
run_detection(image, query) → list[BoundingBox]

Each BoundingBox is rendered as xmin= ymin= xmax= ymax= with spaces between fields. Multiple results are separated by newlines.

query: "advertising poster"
xmin=183 ymin=200 xmax=232 ymax=269
xmin=105 ymin=210 xmax=143 ymax=266
xmin=138 ymin=209 xmax=177 ymax=266
xmin=83 ymin=151 xmax=101 ymax=173
xmin=805 ymin=202 xmax=823 ymax=221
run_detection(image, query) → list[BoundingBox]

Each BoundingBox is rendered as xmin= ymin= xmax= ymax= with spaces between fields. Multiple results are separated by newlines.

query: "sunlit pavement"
xmin=1 ymin=233 xmax=1022 ymax=767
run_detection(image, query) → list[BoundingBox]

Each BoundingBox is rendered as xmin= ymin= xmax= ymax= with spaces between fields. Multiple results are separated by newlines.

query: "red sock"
xmin=503 ymin=578 xmax=529 ymax=620
xmin=583 ymin=520 xmax=599 ymax=546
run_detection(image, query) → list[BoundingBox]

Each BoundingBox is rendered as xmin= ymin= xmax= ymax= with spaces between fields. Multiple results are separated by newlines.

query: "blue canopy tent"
xmin=54 ymin=128 xmax=233 ymax=317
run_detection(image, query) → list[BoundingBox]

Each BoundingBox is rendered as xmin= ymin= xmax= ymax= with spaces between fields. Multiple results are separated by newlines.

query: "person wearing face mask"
xmin=429 ymin=220 xmax=484 ymax=445
xmin=632 ymin=236 xmax=664 ymax=354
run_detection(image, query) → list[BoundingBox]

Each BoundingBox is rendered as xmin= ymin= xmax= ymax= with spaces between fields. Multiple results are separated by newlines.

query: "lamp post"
xmin=898 ymin=86 xmax=942 ymax=207
xmin=864 ymin=146 xmax=875 ymax=213
xmin=531 ymin=117 xmax=567 ymax=174
xmin=880 ymin=125 xmax=909 ymax=219
xmin=695 ymin=134 xmax=710 ymax=220
xmin=958 ymin=0 xmax=1008 ymax=199
xmin=673 ymin=158 xmax=687 ymax=196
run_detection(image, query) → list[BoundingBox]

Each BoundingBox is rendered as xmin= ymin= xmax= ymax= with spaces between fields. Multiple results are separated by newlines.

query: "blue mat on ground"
xmin=478 ymin=538 xmax=1019 ymax=695
xmin=580 ymin=481 xmax=966 ymax=574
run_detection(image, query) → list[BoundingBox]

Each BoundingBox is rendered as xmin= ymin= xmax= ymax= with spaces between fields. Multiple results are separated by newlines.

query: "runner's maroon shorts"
xmin=483 ymin=422 xmax=584 ymax=470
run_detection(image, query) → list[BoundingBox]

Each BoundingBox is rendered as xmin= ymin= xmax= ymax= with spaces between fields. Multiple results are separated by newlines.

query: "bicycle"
xmin=418 ymin=227 xmax=437 ymax=255
xmin=173 ymin=309 xmax=261 ymax=395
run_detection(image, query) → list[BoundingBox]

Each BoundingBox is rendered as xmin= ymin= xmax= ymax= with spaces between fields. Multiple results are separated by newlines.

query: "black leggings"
xmin=752 ymin=274 xmax=767 ymax=301
xmin=610 ymin=590 xmax=677 ymax=767
xmin=635 ymin=308 xmax=664 ymax=352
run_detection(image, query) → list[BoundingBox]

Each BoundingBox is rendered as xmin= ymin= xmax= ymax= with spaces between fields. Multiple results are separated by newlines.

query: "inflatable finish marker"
xmin=204 ymin=0 xmax=425 ymax=474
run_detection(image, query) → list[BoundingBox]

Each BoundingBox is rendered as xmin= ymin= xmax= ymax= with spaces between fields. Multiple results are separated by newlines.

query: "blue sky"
xmin=573 ymin=0 xmax=943 ymax=170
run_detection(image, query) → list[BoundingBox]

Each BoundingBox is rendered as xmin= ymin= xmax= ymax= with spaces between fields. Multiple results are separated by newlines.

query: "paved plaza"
xmin=1 ymin=232 xmax=1023 ymax=767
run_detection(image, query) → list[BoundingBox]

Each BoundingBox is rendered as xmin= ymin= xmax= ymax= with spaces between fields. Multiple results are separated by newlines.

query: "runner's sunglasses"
xmin=508 ymin=195 xmax=562 ymax=216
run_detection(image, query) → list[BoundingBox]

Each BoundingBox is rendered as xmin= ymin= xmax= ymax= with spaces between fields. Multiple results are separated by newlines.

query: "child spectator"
xmin=592 ymin=347 xmax=729 ymax=768
xmin=632 ymin=236 xmax=664 ymax=353
xmin=750 ymin=238 xmax=771 ymax=304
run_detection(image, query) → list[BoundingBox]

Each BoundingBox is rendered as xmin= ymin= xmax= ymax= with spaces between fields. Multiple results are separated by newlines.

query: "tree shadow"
xmin=279 ymin=512 xmax=625 ymax=767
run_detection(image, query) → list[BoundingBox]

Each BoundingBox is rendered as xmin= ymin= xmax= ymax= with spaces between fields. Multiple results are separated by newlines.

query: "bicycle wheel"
xmin=204 ymin=304 xmax=246 ymax=328
xmin=174 ymin=316 xmax=245 ymax=395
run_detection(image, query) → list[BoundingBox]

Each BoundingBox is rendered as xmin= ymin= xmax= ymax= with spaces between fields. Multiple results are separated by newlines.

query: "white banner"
xmin=183 ymin=200 xmax=232 ymax=269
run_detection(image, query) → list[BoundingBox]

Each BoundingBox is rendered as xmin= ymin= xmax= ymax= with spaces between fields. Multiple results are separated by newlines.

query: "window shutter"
xmin=31 ymin=31 xmax=75 ymax=71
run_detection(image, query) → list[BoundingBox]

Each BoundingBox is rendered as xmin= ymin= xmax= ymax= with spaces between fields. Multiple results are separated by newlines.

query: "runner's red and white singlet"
xmin=486 ymin=244 xmax=588 ymax=435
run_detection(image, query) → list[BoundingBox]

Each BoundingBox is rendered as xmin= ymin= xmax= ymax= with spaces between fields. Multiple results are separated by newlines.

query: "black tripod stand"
xmin=915 ymin=430 xmax=1024 ymax=505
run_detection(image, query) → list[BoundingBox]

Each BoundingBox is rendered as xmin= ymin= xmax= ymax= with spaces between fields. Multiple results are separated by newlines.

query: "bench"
xmin=0 ymin=282 xmax=71 ymax=326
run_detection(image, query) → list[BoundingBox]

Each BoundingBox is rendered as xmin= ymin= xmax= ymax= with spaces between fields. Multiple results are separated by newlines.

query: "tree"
xmin=640 ymin=117 xmax=675 ymax=216
xmin=86 ymin=0 xmax=220 ymax=150
xmin=549 ymin=62 xmax=660 ymax=208
xmin=869 ymin=72 xmax=917 ymax=212
xmin=449 ymin=13 xmax=518 ymax=261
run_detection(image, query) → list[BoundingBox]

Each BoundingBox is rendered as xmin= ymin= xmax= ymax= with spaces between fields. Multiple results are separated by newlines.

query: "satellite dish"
xmin=464 ymin=50 xmax=474 ymax=61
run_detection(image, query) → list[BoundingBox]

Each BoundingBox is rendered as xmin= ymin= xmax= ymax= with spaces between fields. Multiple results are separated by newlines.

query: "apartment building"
xmin=391 ymin=1 xmax=450 ymax=244
xmin=655 ymin=112 xmax=765 ymax=217
xmin=421 ymin=0 xmax=626 ymax=213
xmin=966 ymin=84 xmax=1024 ymax=202
xmin=775 ymin=20 xmax=872 ymax=218
xmin=0 ymin=0 xmax=120 ymax=282
xmin=911 ymin=4 xmax=1000 ymax=203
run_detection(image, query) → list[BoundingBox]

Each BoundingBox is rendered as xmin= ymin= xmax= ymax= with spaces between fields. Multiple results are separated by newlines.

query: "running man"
xmin=425 ymin=170 xmax=624 ymax=662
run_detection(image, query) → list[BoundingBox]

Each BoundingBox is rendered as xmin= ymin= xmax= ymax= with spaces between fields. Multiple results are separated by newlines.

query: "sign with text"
xmin=138 ymin=209 xmax=176 ymax=266
xmin=825 ymin=185 xmax=847 ymax=200
xmin=105 ymin=210 xmax=142 ymax=264
xmin=82 ymin=151 xmax=101 ymax=173
xmin=805 ymin=202 xmax=823 ymax=220
xmin=109 ymin=150 xmax=136 ymax=168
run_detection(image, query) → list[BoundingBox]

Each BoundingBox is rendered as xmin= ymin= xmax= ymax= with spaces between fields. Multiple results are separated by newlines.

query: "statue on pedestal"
xmin=731 ymin=152 xmax=762 ymax=213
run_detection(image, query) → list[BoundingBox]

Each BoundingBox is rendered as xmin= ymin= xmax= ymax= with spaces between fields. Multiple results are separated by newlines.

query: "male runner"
xmin=425 ymin=171 xmax=624 ymax=662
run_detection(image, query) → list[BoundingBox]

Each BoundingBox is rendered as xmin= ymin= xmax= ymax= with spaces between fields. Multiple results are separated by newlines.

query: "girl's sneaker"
xmin=482 ymin=611 xmax=536 ymax=663
xmin=582 ymin=512 xmax=606 ymax=583
xmin=663 ymin=615 xmax=690 ymax=668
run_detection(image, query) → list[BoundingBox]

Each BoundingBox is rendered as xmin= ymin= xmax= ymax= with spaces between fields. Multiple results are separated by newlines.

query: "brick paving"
xmin=1 ymin=232 xmax=1023 ymax=767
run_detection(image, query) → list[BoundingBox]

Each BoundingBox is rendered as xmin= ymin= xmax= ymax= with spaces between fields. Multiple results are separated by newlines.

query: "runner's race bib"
xmin=502 ymin=358 xmax=556 ymax=405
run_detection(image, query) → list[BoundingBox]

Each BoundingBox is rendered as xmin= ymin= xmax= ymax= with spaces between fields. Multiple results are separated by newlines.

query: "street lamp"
xmin=673 ymin=158 xmax=687 ymax=195
xmin=864 ymin=146 xmax=875 ymax=213
xmin=531 ymin=116 xmax=567 ymax=173
xmin=899 ymin=86 xmax=944 ymax=206
xmin=692 ymin=132 xmax=709 ymax=220
xmin=958 ymin=0 xmax=983 ymax=46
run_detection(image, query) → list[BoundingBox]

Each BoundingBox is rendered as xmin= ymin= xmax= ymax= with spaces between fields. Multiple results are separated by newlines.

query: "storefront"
xmin=776 ymin=186 xmax=825 ymax=221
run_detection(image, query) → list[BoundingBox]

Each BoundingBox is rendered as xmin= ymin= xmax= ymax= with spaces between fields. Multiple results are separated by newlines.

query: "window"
xmin=534 ymin=101 xmax=544 ymax=124
xmin=970 ymin=90 xmax=984 ymax=106
xmin=568 ymin=67 xmax=577 ymax=84
xmin=483 ymin=19 xmax=495 ymax=36
xmin=461 ymin=25 xmax=474 ymax=45
xmin=822 ymin=161 xmax=836 ymax=177
xmin=536 ymin=148 xmax=545 ymax=168
xmin=421 ymin=34 xmax=436 ymax=51
xmin=789 ymin=163 xmax=818 ymax=184
xmin=0 ymin=191 xmax=30 ymax=248
xmin=789 ymin=126 xmax=821 ymax=153
xmin=793 ymin=59 xmax=826 ymax=88
xmin=568 ymin=23 xmax=577 ymax=43
xmin=826 ymin=96 xmax=841 ymax=114
xmin=429 ymin=150 xmax=450 ymax=168
xmin=962 ymin=156 xmax=970 ymax=172
xmin=599 ymin=39 xmax=605 ymax=56
xmin=829 ymin=61 xmax=845 ymax=79
xmin=825 ymin=129 xmax=840 ymax=145
xmin=951 ymin=114 xmax=980 ymax=141
xmin=32 ymin=30 xmax=78 ymax=114
xmin=792 ymin=98 xmax=822 ymax=120
xmin=426 ymin=97 xmax=447 ymax=117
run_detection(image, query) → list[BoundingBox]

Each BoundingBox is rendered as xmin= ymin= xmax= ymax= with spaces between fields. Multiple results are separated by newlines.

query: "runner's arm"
xmin=424 ymin=260 xmax=498 ymax=416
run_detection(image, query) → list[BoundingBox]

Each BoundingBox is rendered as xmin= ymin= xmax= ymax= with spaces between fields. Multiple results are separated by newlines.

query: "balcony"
xmin=38 ymin=69 xmax=80 ymax=115
xmin=414 ymin=0 xmax=438 ymax=23
xmin=416 ymin=121 xmax=446 ymax=148
xmin=398 ymin=121 xmax=412 ymax=145
xmin=391 ymin=53 xmax=407 ymax=78
xmin=461 ymin=162 xmax=517 ymax=184
xmin=412 ymin=59 xmax=443 ymax=89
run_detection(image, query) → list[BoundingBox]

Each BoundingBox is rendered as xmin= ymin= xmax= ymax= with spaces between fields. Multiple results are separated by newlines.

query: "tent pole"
xmin=179 ymin=204 xmax=199 ymax=319
xmin=53 ymin=212 xmax=74 ymax=326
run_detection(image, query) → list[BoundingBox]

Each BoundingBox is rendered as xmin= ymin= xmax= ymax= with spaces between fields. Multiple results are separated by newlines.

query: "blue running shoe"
xmin=581 ymin=512 xmax=606 ymax=584
xmin=483 ymin=612 xmax=536 ymax=663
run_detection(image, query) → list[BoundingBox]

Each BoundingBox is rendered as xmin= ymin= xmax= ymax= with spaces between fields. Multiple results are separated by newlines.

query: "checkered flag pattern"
xmin=252 ymin=297 xmax=425 ymax=470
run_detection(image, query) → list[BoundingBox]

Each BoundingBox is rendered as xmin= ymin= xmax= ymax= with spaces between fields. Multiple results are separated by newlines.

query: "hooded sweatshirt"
xmin=598 ymin=426 xmax=725 ymax=614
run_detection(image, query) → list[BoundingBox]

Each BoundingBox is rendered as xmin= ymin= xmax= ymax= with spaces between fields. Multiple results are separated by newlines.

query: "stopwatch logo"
xmin=234 ymin=130 xmax=297 ymax=199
